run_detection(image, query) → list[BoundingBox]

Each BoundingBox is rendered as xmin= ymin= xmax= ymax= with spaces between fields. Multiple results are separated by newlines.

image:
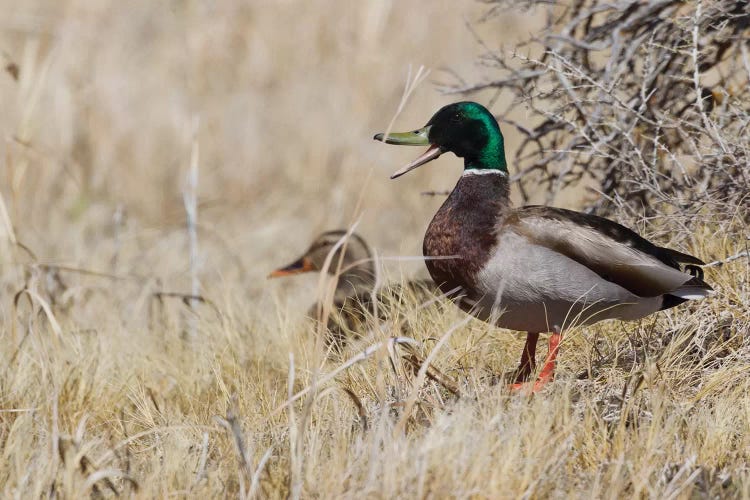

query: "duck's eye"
xmin=413 ymin=130 xmax=421 ymax=134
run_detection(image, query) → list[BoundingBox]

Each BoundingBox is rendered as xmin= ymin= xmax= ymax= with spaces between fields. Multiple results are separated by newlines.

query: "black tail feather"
xmin=660 ymin=294 xmax=688 ymax=310
xmin=661 ymin=247 xmax=705 ymax=266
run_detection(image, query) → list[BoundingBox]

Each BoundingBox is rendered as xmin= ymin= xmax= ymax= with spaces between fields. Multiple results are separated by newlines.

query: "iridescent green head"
xmin=374 ymin=101 xmax=508 ymax=178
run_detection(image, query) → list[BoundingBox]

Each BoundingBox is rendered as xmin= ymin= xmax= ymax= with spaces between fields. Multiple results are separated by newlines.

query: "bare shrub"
xmin=447 ymin=0 xmax=749 ymax=219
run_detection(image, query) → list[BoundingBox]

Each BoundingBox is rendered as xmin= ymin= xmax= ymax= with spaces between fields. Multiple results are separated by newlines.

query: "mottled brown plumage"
xmin=270 ymin=230 xmax=437 ymax=350
xmin=424 ymin=172 xmax=509 ymax=295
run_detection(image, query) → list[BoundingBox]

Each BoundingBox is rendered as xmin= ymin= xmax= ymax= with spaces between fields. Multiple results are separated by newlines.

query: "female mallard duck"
xmin=269 ymin=230 xmax=434 ymax=349
xmin=374 ymin=101 xmax=712 ymax=391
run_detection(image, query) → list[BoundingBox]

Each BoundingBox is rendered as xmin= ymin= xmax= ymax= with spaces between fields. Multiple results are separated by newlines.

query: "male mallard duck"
xmin=269 ymin=230 xmax=435 ymax=349
xmin=374 ymin=101 xmax=712 ymax=391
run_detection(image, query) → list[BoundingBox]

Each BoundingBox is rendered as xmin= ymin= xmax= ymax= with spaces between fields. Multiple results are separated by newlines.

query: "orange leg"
xmin=509 ymin=331 xmax=562 ymax=393
xmin=535 ymin=331 xmax=561 ymax=386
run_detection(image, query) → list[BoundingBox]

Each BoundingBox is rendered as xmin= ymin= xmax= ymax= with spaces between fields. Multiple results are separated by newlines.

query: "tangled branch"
xmin=448 ymin=0 xmax=749 ymax=218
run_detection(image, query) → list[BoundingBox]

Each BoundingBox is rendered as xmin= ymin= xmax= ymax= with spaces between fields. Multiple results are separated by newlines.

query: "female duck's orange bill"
xmin=268 ymin=256 xmax=315 ymax=278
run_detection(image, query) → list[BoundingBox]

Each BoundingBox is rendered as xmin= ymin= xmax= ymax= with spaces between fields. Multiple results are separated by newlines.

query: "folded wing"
xmin=510 ymin=206 xmax=712 ymax=299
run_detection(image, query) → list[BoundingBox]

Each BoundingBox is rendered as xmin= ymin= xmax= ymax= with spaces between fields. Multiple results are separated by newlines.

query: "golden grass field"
xmin=1 ymin=1 xmax=748 ymax=498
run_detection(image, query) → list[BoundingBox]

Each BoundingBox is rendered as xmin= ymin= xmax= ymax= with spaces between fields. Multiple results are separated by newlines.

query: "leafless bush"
xmin=448 ymin=0 xmax=749 ymax=219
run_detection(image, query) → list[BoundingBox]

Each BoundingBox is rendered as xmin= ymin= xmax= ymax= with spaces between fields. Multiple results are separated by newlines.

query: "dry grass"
xmin=1 ymin=1 xmax=749 ymax=498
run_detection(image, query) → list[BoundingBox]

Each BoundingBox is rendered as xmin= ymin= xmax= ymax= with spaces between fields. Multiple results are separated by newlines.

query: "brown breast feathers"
xmin=423 ymin=172 xmax=511 ymax=296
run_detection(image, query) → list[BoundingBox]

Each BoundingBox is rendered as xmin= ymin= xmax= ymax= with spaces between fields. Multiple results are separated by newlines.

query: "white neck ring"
xmin=462 ymin=168 xmax=507 ymax=177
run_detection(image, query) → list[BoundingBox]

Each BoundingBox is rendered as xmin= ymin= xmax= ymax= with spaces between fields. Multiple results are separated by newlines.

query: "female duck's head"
xmin=374 ymin=101 xmax=508 ymax=178
xmin=268 ymin=230 xmax=374 ymax=280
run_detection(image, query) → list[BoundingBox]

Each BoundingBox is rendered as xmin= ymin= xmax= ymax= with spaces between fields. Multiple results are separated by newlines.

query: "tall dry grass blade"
xmin=215 ymin=394 xmax=251 ymax=498
xmin=12 ymin=287 xmax=63 ymax=348
xmin=287 ymin=352 xmax=301 ymax=500
xmin=380 ymin=64 xmax=431 ymax=143
xmin=249 ymin=445 xmax=273 ymax=499
xmin=193 ymin=432 xmax=210 ymax=486
xmin=183 ymin=117 xmax=201 ymax=339
xmin=341 ymin=387 xmax=369 ymax=432
xmin=0 ymin=186 xmax=16 ymax=256
xmin=706 ymin=250 xmax=749 ymax=268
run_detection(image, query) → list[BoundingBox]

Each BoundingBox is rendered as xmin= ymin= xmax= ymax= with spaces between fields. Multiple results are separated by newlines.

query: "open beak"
xmin=267 ymin=256 xmax=315 ymax=278
xmin=373 ymin=125 xmax=442 ymax=179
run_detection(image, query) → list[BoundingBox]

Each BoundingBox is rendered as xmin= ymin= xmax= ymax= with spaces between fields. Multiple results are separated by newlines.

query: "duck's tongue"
xmin=389 ymin=144 xmax=442 ymax=179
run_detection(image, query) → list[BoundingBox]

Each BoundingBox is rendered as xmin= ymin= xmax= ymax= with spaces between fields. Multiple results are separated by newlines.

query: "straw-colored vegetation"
xmin=1 ymin=1 xmax=748 ymax=498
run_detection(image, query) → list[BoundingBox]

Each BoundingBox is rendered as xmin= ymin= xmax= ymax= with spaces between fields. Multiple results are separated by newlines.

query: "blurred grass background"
xmin=0 ymin=0 xmax=535 ymax=298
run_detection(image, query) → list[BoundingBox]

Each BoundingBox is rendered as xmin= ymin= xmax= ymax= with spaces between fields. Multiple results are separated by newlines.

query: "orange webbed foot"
xmin=508 ymin=374 xmax=554 ymax=394
xmin=508 ymin=331 xmax=561 ymax=394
